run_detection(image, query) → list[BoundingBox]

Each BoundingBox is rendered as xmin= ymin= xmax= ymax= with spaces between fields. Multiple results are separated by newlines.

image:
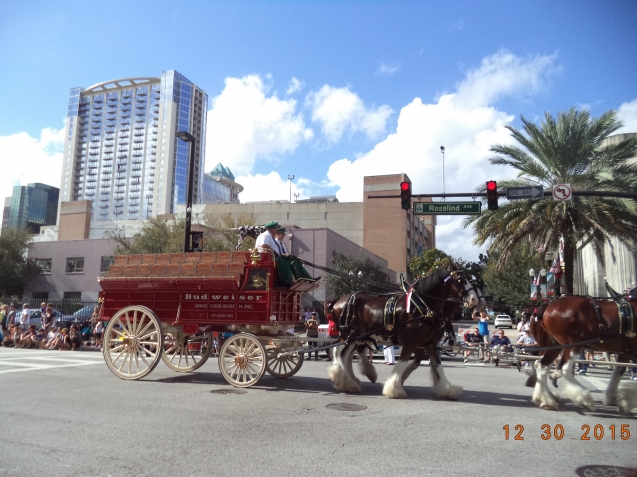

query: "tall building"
xmin=203 ymin=163 xmax=243 ymax=204
xmin=2 ymin=197 xmax=10 ymax=229
xmin=4 ymin=183 xmax=59 ymax=232
xmin=60 ymin=70 xmax=208 ymax=222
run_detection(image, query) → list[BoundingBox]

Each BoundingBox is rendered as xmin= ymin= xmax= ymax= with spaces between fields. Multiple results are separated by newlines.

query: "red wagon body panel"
xmin=98 ymin=251 xmax=317 ymax=331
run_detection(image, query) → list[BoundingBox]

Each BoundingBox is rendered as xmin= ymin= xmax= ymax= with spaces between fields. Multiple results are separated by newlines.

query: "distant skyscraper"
xmin=61 ymin=70 xmax=208 ymax=221
xmin=5 ymin=183 xmax=59 ymax=232
xmin=203 ymin=163 xmax=243 ymax=204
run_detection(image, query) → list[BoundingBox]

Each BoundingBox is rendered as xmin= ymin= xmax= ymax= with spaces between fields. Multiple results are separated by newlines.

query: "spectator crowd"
xmin=0 ymin=301 xmax=101 ymax=351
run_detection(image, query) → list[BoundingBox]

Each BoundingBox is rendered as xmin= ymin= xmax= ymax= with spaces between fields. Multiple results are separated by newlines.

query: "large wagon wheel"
xmin=265 ymin=345 xmax=304 ymax=378
xmin=103 ymin=306 xmax=163 ymax=380
xmin=218 ymin=333 xmax=266 ymax=387
xmin=162 ymin=331 xmax=213 ymax=372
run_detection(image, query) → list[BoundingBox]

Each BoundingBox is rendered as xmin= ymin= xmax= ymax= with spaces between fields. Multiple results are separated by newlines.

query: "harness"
xmin=589 ymin=297 xmax=607 ymax=344
xmin=383 ymin=294 xmax=400 ymax=331
xmin=605 ymin=281 xmax=637 ymax=340
xmin=339 ymin=292 xmax=360 ymax=331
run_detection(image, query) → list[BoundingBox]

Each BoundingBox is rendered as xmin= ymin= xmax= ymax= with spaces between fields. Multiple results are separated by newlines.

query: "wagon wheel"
xmin=103 ymin=306 xmax=163 ymax=380
xmin=162 ymin=332 xmax=213 ymax=373
xmin=265 ymin=345 xmax=304 ymax=378
xmin=218 ymin=333 xmax=266 ymax=388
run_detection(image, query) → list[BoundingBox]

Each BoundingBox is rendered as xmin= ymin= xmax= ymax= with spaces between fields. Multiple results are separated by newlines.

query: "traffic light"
xmin=486 ymin=180 xmax=498 ymax=210
xmin=400 ymin=181 xmax=411 ymax=210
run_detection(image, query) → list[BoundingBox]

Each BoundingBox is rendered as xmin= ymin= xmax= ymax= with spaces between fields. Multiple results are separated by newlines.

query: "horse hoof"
xmin=540 ymin=402 xmax=558 ymax=411
xmin=384 ymin=389 xmax=407 ymax=399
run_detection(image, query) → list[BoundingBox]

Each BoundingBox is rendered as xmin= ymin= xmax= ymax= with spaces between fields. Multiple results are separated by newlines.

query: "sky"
xmin=1 ymin=0 xmax=637 ymax=261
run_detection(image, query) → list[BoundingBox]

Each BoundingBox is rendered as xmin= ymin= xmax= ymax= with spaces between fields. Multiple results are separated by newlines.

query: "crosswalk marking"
xmin=0 ymin=349 xmax=104 ymax=374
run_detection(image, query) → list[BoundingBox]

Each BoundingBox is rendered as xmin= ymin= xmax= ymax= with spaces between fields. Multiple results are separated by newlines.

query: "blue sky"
xmin=1 ymin=0 xmax=636 ymax=260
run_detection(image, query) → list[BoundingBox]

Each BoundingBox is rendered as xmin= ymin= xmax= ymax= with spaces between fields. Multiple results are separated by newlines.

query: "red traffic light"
xmin=400 ymin=181 xmax=411 ymax=210
xmin=486 ymin=180 xmax=497 ymax=191
xmin=400 ymin=181 xmax=410 ymax=191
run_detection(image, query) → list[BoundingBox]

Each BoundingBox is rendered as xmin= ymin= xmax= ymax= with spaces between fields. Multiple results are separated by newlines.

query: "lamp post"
xmin=529 ymin=268 xmax=535 ymax=283
xmin=440 ymin=146 xmax=446 ymax=201
xmin=287 ymin=175 xmax=295 ymax=203
xmin=176 ymin=130 xmax=196 ymax=253
xmin=145 ymin=193 xmax=153 ymax=219
xmin=293 ymin=192 xmax=300 ymax=202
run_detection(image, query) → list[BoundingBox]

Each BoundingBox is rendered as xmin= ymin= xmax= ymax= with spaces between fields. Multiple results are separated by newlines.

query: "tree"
xmin=326 ymin=253 xmax=391 ymax=300
xmin=465 ymin=108 xmax=637 ymax=294
xmin=108 ymin=218 xmax=185 ymax=255
xmin=408 ymin=248 xmax=453 ymax=277
xmin=481 ymin=242 xmax=543 ymax=308
xmin=0 ymin=227 xmax=41 ymax=296
xmin=107 ymin=214 xmax=258 ymax=255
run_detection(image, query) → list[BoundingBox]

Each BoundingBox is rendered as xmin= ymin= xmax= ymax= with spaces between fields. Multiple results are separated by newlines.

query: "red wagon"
xmin=98 ymin=250 xmax=319 ymax=387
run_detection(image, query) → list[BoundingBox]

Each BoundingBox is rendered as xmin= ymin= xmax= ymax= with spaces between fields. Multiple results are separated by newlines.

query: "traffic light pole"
xmin=368 ymin=191 xmax=637 ymax=199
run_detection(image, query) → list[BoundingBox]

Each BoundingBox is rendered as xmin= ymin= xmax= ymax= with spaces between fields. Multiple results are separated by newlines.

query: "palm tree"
xmin=465 ymin=108 xmax=637 ymax=295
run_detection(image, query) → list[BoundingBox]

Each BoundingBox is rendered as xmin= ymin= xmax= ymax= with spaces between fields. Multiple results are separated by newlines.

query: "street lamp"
xmin=293 ymin=192 xmax=300 ymax=202
xmin=287 ymin=174 xmax=295 ymax=203
xmin=529 ymin=268 xmax=535 ymax=282
xmin=440 ymin=146 xmax=446 ymax=201
xmin=357 ymin=271 xmax=363 ymax=279
xmin=176 ymin=130 xmax=196 ymax=253
xmin=540 ymin=267 xmax=547 ymax=277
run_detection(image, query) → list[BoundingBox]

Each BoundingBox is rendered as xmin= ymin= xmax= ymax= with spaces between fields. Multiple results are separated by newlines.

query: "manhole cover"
xmin=576 ymin=466 xmax=637 ymax=477
xmin=326 ymin=403 xmax=367 ymax=411
xmin=210 ymin=389 xmax=248 ymax=395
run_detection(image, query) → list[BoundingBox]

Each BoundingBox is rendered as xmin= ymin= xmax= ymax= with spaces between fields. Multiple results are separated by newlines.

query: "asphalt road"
xmin=1 ymin=346 xmax=636 ymax=477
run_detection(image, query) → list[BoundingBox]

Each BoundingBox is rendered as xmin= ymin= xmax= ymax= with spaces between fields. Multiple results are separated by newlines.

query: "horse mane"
xmin=415 ymin=267 xmax=450 ymax=296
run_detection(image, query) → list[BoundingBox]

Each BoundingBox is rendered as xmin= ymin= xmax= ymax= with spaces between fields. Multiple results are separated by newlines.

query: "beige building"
xmin=189 ymin=173 xmax=436 ymax=279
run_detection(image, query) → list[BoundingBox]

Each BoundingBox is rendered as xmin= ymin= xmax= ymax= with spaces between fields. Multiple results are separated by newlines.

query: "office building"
xmin=2 ymin=197 xmax=10 ymax=229
xmin=60 ymin=70 xmax=208 ymax=222
xmin=4 ymin=183 xmax=59 ymax=232
xmin=203 ymin=163 xmax=243 ymax=204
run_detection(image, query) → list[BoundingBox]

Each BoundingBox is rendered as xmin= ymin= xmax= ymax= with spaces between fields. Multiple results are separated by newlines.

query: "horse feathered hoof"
xmin=616 ymin=385 xmax=637 ymax=416
xmin=382 ymin=380 xmax=407 ymax=399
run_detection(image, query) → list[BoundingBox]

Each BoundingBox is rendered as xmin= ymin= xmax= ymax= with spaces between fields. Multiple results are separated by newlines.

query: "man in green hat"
xmin=255 ymin=222 xmax=294 ymax=286
xmin=275 ymin=227 xmax=314 ymax=281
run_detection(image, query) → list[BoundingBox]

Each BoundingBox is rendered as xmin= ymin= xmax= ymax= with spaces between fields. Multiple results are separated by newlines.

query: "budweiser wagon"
xmin=97 ymin=250 xmax=319 ymax=387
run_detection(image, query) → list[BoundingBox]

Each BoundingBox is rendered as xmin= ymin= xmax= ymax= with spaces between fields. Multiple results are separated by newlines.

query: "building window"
xmin=66 ymin=257 xmax=85 ymax=274
xmin=100 ymin=256 xmax=115 ymax=272
xmin=63 ymin=292 xmax=82 ymax=301
xmin=36 ymin=258 xmax=52 ymax=274
xmin=32 ymin=292 xmax=49 ymax=300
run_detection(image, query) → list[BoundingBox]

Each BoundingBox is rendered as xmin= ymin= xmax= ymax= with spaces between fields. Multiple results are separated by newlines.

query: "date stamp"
xmin=503 ymin=424 xmax=631 ymax=440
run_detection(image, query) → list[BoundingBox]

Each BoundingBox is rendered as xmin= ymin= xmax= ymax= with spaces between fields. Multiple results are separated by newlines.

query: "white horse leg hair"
xmin=603 ymin=366 xmax=625 ymax=406
xmin=357 ymin=349 xmax=377 ymax=383
xmin=382 ymin=360 xmax=410 ymax=399
xmin=430 ymin=361 xmax=462 ymax=398
xmin=532 ymin=360 xmax=558 ymax=410
xmin=615 ymin=382 xmax=637 ymax=416
xmin=400 ymin=359 xmax=420 ymax=385
xmin=346 ymin=346 xmax=361 ymax=386
xmin=558 ymin=352 xmax=595 ymax=411
xmin=328 ymin=344 xmax=360 ymax=393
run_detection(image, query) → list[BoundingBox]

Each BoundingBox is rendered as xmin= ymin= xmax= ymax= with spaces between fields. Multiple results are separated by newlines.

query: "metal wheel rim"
xmin=103 ymin=306 xmax=163 ymax=380
xmin=162 ymin=332 xmax=213 ymax=372
xmin=265 ymin=346 xmax=304 ymax=378
xmin=218 ymin=334 xmax=266 ymax=388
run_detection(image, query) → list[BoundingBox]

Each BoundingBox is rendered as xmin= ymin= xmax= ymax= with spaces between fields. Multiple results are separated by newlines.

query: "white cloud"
xmin=454 ymin=49 xmax=558 ymax=108
xmin=0 ymin=124 xmax=65 ymax=203
xmin=205 ymin=75 xmax=313 ymax=177
xmin=616 ymin=98 xmax=637 ymax=134
xmin=377 ymin=63 xmax=400 ymax=76
xmin=450 ymin=17 xmax=466 ymax=32
xmin=235 ymin=171 xmax=305 ymax=203
xmin=326 ymin=50 xmax=559 ymax=260
xmin=286 ymin=77 xmax=305 ymax=95
xmin=307 ymin=85 xmax=393 ymax=143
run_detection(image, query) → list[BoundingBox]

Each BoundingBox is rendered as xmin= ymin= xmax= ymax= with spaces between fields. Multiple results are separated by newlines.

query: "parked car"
xmin=56 ymin=306 xmax=95 ymax=327
xmin=494 ymin=314 xmax=513 ymax=329
xmin=25 ymin=309 xmax=63 ymax=329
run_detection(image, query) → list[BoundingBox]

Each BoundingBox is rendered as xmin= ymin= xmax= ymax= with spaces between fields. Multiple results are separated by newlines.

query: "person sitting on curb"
xmin=489 ymin=330 xmax=512 ymax=366
xmin=69 ymin=324 xmax=83 ymax=351
xmin=463 ymin=328 xmax=484 ymax=362
xmin=3 ymin=325 xmax=17 ymax=347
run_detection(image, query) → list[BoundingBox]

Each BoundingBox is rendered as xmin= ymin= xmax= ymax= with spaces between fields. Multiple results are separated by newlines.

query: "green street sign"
xmin=413 ymin=202 xmax=482 ymax=215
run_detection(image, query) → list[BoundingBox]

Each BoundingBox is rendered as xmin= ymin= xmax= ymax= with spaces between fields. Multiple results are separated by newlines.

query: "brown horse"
xmin=529 ymin=296 xmax=637 ymax=415
xmin=328 ymin=267 xmax=480 ymax=399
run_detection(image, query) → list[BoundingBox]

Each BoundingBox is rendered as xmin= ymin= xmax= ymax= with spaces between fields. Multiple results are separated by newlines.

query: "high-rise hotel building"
xmin=60 ymin=70 xmax=208 ymax=221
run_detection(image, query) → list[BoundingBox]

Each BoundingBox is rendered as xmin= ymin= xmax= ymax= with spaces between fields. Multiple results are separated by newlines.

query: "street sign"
xmin=506 ymin=186 xmax=543 ymax=200
xmin=414 ymin=202 xmax=481 ymax=215
xmin=552 ymin=183 xmax=572 ymax=201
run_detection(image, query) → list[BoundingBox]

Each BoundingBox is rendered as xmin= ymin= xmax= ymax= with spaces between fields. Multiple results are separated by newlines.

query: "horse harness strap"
xmin=383 ymin=294 xmax=399 ymax=331
xmin=589 ymin=297 xmax=607 ymax=344
xmin=604 ymin=281 xmax=637 ymax=340
xmin=339 ymin=292 xmax=360 ymax=330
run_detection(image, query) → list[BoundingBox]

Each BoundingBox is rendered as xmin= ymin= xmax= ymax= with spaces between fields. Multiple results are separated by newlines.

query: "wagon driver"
xmin=275 ymin=227 xmax=314 ymax=281
xmin=255 ymin=222 xmax=294 ymax=286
